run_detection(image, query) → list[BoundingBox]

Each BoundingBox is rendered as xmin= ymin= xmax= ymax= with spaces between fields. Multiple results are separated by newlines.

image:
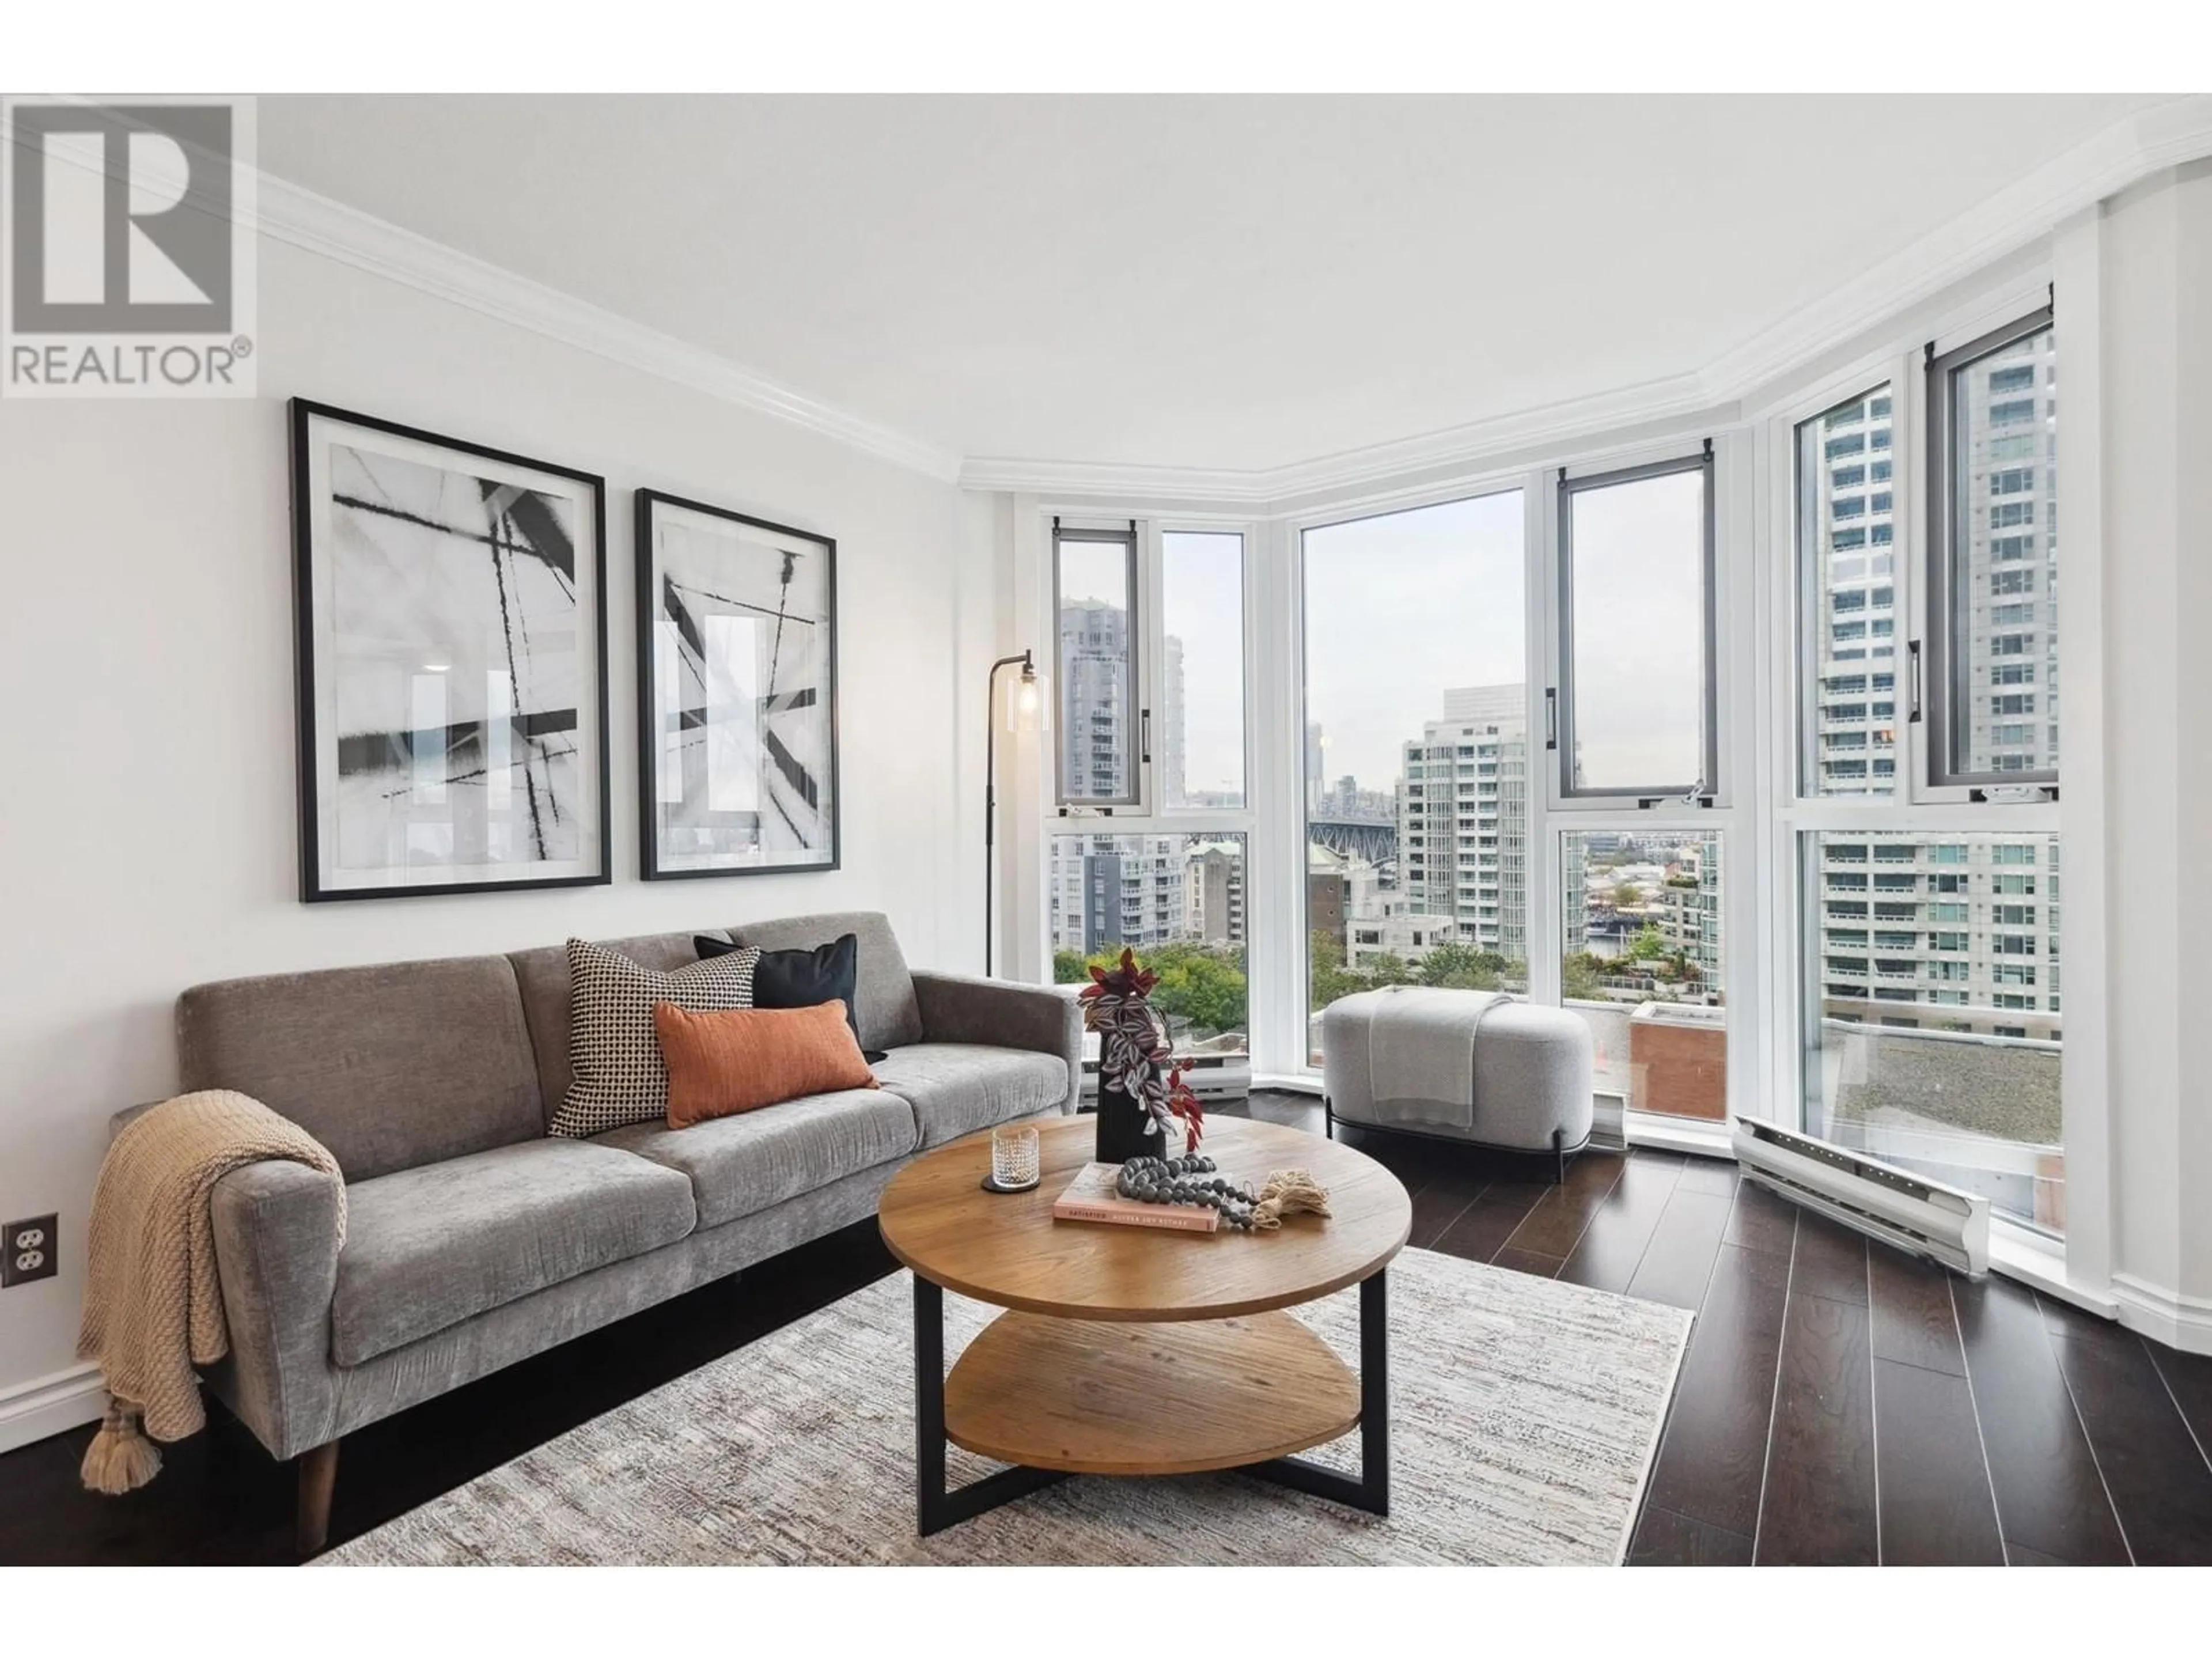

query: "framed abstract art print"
xmin=289 ymin=399 xmax=610 ymax=900
xmin=635 ymin=489 xmax=840 ymax=880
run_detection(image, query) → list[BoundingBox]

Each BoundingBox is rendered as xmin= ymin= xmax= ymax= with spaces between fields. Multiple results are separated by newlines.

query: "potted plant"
xmin=1078 ymin=948 xmax=1203 ymax=1161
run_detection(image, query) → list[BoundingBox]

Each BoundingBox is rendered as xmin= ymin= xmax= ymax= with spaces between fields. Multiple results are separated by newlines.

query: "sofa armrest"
xmin=910 ymin=972 xmax=1084 ymax=1115
xmin=206 ymin=1161 xmax=345 ymax=1460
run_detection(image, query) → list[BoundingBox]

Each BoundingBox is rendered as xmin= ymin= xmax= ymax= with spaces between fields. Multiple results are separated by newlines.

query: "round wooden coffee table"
xmin=877 ymin=1115 xmax=1411 ymax=1535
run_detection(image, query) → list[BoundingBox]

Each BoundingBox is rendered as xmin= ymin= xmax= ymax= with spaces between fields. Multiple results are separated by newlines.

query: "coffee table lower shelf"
xmin=911 ymin=1272 xmax=1389 ymax=1536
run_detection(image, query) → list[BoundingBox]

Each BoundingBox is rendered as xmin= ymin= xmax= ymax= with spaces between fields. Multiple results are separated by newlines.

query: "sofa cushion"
xmin=177 ymin=956 xmax=543 ymax=1182
xmin=547 ymin=938 xmax=762 ymax=1139
xmin=697 ymin=931 xmax=880 ymax=1059
xmin=870 ymin=1044 xmax=1071 ymax=1149
xmin=331 ymin=1140 xmax=696 ymax=1366
xmin=725 ymin=912 xmax=923 ymax=1052
xmin=596 ymin=1089 xmax=917 ymax=1229
xmin=657 ymin=1002 xmax=878 ymax=1128
xmin=509 ymin=931 xmax=733 ymax=1124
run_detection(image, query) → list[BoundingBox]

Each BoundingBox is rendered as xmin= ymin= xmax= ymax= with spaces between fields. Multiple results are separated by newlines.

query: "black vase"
xmin=1094 ymin=1077 xmax=1164 ymax=1165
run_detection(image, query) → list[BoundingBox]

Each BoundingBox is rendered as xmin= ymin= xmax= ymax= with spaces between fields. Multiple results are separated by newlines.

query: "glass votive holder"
xmin=991 ymin=1124 xmax=1041 ymax=1191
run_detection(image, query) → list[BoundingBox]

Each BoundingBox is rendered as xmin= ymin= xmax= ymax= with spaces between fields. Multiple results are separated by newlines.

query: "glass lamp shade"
xmin=1002 ymin=665 xmax=1051 ymax=734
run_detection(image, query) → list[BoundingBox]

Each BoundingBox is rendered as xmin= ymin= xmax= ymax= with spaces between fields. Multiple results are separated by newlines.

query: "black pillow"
xmin=696 ymin=933 xmax=885 ymax=1062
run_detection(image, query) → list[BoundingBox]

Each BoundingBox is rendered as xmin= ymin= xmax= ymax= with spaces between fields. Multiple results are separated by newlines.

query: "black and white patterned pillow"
xmin=549 ymin=937 xmax=762 ymax=1138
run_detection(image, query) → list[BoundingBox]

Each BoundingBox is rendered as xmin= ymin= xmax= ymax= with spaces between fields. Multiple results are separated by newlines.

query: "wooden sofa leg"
xmin=296 ymin=1440 xmax=340 ymax=1559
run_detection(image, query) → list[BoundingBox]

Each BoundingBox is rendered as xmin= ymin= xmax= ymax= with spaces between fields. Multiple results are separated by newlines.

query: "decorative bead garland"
xmin=1115 ymin=1154 xmax=1263 ymax=1231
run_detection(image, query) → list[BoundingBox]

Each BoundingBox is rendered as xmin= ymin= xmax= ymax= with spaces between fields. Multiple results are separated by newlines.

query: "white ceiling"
xmin=260 ymin=95 xmax=2164 ymax=476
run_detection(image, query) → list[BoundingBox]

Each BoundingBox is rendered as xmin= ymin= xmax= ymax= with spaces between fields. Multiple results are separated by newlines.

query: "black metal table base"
xmin=912 ymin=1270 xmax=1389 ymax=1536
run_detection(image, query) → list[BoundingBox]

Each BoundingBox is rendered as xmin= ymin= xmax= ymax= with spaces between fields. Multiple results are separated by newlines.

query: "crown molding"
xmin=959 ymin=366 xmax=1717 ymax=506
xmin=1701 ymin=93 xmax=2212 ymax=406
xmin=246 ymin=169 xmax=965 ymax=483
xmin=3 ymin=96 xmax=961 ymax=480
xmin=964 ymin=94 xmax=2212 ymax=510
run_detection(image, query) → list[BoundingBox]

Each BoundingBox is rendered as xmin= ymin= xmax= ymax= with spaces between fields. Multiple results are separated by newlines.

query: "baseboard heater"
xmin=1731 ymin=1117 xmax=1990 ymax=1277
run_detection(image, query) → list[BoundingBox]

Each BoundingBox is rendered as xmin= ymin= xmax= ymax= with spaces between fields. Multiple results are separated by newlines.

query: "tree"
xmin=1626 ymin=923 xmax=1669 ymax=963
xmin=1562 ymin=953 xmax=1606 ymax=1001
xmin=1417 ymin=942 xmax=1509 ymax=991
xmin=1309 ymin=930 xmax=1367 ymax=1012
xmin=1609 ymin=880 xmax=1643 ymax=911
xmin=1055 ymin=940 xmax=1249 ymax=1040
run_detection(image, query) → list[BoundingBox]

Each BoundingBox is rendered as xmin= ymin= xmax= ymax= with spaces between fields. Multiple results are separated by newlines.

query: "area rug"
xmin=324 ymin=1247 xmax=1691 ymax=1566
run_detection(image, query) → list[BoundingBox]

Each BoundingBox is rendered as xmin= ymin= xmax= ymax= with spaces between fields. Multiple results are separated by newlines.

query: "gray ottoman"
xmin=1321 ymin=987 xmax=1594 ymax=1179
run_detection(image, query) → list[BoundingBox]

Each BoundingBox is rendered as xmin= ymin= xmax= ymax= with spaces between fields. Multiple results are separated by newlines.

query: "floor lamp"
xmin=985 ymin=649 xmax=1047 ymax=978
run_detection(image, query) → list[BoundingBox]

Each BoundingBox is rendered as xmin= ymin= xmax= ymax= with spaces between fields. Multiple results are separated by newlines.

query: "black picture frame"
xmin=635 ymin=488 xmax=841 ymax=881
xmin=289 ymin=398 xmax=612 ymax=902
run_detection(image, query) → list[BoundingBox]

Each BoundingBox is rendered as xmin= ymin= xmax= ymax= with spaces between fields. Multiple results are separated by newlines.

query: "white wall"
xmin=2096 ymin=161 xmax=2212 ymax=1345
xmin=0 ymin=234 xmax=984 ymax=1436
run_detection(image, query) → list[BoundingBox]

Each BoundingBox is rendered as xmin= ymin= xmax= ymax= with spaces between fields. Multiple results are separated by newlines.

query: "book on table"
xmin=1051 ymin=1161 xmax=1219 ymax=1233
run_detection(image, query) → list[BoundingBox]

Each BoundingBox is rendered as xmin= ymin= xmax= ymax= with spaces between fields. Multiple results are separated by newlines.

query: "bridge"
xmin=1307 ymin=816 xmax=1397 ymax=866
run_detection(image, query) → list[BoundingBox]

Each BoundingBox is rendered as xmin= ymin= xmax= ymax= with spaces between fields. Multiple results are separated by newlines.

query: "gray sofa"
xmin=144 ymin=911 xmax=1077 ymax=1552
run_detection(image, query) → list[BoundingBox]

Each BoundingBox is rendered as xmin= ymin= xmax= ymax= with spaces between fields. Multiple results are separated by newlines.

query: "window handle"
xmin=1544 ymin=688 xmax=1558 ymax=751
xmin=1140 ymin=707 xmax=1152 ymax=764
xmin=1907 ymin=640 xmax=1923 ymax=725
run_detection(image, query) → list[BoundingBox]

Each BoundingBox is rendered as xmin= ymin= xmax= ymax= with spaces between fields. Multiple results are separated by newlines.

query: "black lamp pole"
xmin=984 ymin=649 xmax=1037 ymax=978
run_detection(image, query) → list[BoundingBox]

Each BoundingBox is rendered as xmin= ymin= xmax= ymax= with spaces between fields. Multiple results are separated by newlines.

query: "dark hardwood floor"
xmin=5 ymin=1089 xmax=2208 ymax=1566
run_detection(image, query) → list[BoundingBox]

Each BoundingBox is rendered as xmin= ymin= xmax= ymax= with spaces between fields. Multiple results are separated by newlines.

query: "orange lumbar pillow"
xmin=654 ymin=1000 xmax=878 ymax=1128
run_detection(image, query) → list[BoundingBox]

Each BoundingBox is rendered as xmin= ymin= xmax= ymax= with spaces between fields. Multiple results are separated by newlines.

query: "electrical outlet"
xmin=2 ymin=1215 xmax=58 ymax=1287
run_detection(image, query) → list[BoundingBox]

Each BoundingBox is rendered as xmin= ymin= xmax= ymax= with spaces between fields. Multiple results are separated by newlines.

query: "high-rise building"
xmin=1305 ymin=721 xmax=1325 ymax=811
xmin=1395 ymin=685 xmax=1527 ymax=965
xmin=1808 ymin=375 xmax=2061 ymax=1040
xmin=1805 ymin=391 xmax=1903 ymax=795
xmin=1160 ymin=632 xmax=1187 ymax=809
xmin=1185 ymin=839 xmax=1244 ymax=945
xmin=1058 ymin=596 xmax=1131 ymax=799
xmin=1049 ymin=832 xmax=1187 ymax=955
xmin=1657 ymin=838 xmax=1724 ymax=986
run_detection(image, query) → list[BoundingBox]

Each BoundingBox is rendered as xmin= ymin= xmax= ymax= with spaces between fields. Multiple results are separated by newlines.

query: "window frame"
xmin=1155 ymin=525 xmax=1253 ymax=816
xmin=1051 ymin=518 xmax=1144 ymax=810
xmin=1923 ymin=305 xmax=2058 ymax=794
xmin=1553 ymin=446 xmax=1719 ymax=805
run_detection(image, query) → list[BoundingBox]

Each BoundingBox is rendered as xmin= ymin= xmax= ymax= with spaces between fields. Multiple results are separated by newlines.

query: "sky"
xmin=1303 ymin=490 xmax=1527 ymax=787
xmin=1304 ymin=478 xmax=1705 ymax=792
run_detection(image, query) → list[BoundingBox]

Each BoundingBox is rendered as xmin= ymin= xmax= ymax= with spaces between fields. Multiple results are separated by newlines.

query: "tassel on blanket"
xmin=1251 ymin=1169 xmax=1332 ymax=1231
xmin=81 ymin=1398 xmax=163 ymax=1495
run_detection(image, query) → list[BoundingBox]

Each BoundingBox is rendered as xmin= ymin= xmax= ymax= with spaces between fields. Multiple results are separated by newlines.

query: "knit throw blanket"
xmin=75 ymin=1090 xmax=345 ymax=1494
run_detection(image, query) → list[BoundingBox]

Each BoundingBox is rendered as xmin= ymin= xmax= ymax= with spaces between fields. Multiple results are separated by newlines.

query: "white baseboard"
xmin=0 ymin=1362 xmax=106 ymax=1455
xmin=2111 ymin=1272 xmax=2212 ymax=1356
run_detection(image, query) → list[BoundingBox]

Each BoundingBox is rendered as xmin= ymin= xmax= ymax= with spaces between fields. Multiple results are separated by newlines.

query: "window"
xmin=1051 ymin=832 xmax=1247 ymax=1059
xmin=1558 ymin=452 xmax=1715 ymax=797
xmin=1563 ymin=830 xmax=1726 ymax=1123
xmin=1303 ymin=492 xmax=1529 ymax=1059
xmin=1800 ymin=386 xmax=1896 ymax=798
xmin=1158 ymin=532 xmax=1246 ymax=810
xmin=1054 ymin=522 xmax=1139 ymax=804
xmin=1929 ymin=310 xmax=2058 ymax=786
xmin=1802 ymin=832 xmax=2063 ymax=1233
